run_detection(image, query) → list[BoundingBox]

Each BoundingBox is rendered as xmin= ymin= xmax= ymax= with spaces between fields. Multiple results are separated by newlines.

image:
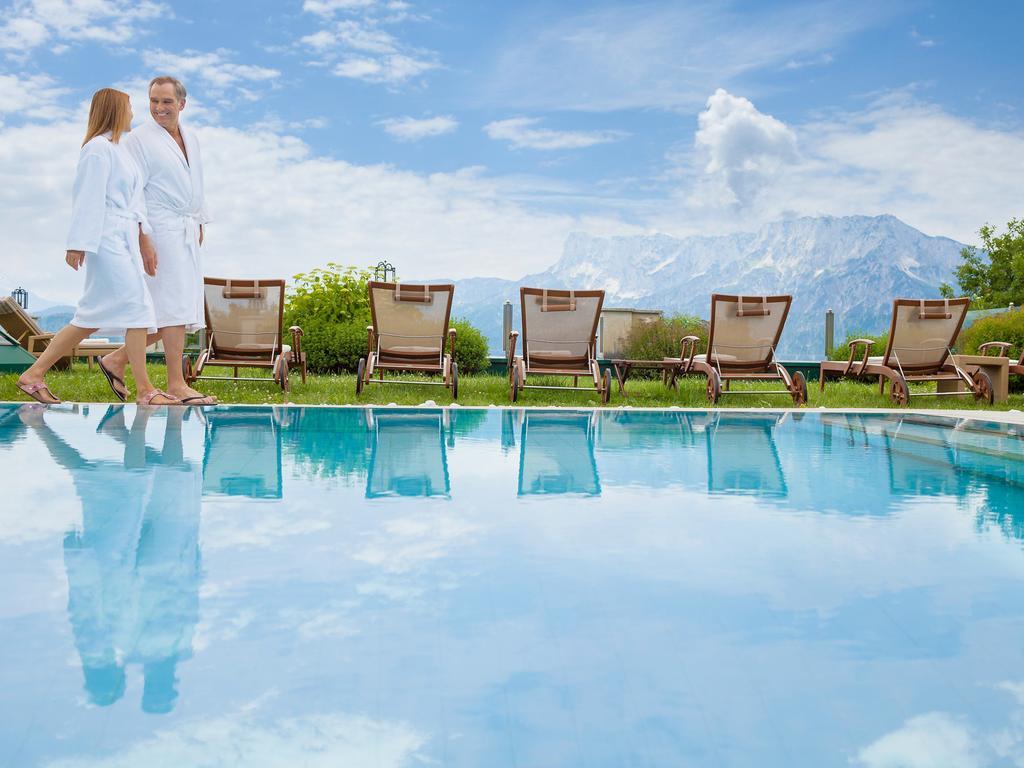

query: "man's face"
xmin=149 ymin=83 xmax=184 ymax=129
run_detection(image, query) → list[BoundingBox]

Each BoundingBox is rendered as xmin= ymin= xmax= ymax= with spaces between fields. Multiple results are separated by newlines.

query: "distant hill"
xmin=443 ymin=214 xmax=966 ymax=359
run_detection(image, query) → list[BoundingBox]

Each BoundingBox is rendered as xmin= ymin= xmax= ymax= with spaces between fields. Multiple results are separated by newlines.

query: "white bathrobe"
xmin=68 ymin=133 xmax=156 ymax=331
xmin=124 ymin=120 xmax=211 ymax=331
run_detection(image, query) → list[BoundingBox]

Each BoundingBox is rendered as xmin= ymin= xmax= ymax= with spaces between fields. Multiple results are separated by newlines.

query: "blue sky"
xmin=1 ymin=0 xmax=1022 ymax=302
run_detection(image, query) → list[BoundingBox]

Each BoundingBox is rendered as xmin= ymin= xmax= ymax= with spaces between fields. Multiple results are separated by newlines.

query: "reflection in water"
xmin=202 ymin=407 xmax=284 ymax=499
xmin=707 ymin=412 xmax=788 ymax=497
xmin=366 ymin=410 xmax=451 ymax=498
xmin=518 ymin=411 xmax=600 ymax=496
xmin=23 ymin=405 xmax=200 ymax=713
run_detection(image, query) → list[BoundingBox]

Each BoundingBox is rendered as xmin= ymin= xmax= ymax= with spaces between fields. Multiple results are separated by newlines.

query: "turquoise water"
xmin=2 ymin=404 xmax=1024 ymax=767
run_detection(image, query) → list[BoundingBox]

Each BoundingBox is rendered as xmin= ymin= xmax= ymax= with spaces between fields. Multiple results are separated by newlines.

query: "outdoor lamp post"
xmin=11 ymin=287 xmax=27 ymax=310
xmin=374 ymin=261 xmax=396 ymax=282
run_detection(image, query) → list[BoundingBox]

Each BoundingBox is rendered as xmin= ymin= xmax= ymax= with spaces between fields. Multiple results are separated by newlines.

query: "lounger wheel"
xmin=889 ymin=373 xmax=909 ymax=406
xmin=791 ymin=371 xmax=808 ymax=406
xmin=706 ymin=370 xmax=722 ymax=404
xmin=511 ymin=368 xmax=520 ymax=403
xmin=278 ymin=357 xmax=290 ymax=392
xmin=600 ymin=369 xmax=611 ymax=404
xmin=972 ymin=369 xmax=994 ymax=404
xmin=181 ymin=354 xmax=193 ymax=384
xmin=449 ymin=362 xmax=458 ymax=399
xmin=356 ymin=358 xmax=366 ymax=395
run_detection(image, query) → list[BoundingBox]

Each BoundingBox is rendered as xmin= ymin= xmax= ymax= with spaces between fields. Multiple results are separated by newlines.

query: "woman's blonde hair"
xmin=82 ymin=88 xmax=132 ymax=146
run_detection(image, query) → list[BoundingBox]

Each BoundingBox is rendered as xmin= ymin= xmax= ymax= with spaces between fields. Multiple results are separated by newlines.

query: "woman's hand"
xmin=140 ymin=234 xmax=158 ymax=276
xmin=65 ymin=250 xmax=85 ymax=270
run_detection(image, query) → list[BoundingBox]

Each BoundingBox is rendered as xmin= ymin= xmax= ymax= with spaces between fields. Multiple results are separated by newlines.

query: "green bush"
xmin=450 ymin=318 xmax=490 ymax=375
xmin=621 ymin=315 xmax=709 ymax=370
xmin=826 ymin=332 xmax=889 ymax=361
xmin=960 ymin=309 xmax=1024 ymax=360
xmin=301 ymin=318 xmax=369 ymax=374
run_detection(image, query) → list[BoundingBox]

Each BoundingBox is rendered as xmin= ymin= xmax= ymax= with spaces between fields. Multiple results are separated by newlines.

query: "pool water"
xmin=2 ymin=404 xmax=1024 ymax=767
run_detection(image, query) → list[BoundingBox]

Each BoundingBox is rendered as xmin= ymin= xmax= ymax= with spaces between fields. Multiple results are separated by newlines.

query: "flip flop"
xmin=95 ymin=404 xmax=126 ymax=433
xmin=16 ymin=380 xmax=61 ymax=405
xmin=179 ymin=394 xmax=217 ymax=406
xmin=97 ymin=357 xmax=128 ymax=402
xmin=137 ymin=389 xmax=182 ymax=406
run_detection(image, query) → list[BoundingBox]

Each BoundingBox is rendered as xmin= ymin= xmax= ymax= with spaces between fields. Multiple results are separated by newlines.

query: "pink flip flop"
xmin=136 ymin=389 xmax=182 ymax=406
xmin=16 ymin=380 xmax=61 ymax=405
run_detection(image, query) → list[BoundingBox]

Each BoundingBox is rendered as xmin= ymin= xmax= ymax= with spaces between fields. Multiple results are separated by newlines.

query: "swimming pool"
xmin=2 ymin=404 xmax=1023 ymax=767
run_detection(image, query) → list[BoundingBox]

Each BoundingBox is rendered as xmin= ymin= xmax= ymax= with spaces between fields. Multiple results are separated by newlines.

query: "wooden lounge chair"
xmin=508 ymin=287 xmax=611 ymax=403
xmin=818 ymin=297 xmax=993 ymax=406
xmin=366 ymin=409 xmax=451 ymax=498
xmin=975 ymin=341 xmax=1024 ymax=380
xmin=357 ymin=281 xmax=458 ymax=398
xmin=187 ymin=278 xmax=305 ymax=392
xmin=202 ymin=406 xmax=283 ymax=498
xmin=517 ymin=411 xmax=600 ymax=496
xmin=673 ymin=294 xmax=806 ymax=405
xmin=0 ymin=296 xmax=121 ymax=370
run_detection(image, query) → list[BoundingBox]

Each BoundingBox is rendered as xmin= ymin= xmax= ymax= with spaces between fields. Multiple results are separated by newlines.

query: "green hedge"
xmin=826 ymin=332 xmax=889 ymax=362
xmin=619 ymin=315 xmax=708 ymax=377
xmin=450 ymin=318 xmax=490 ymax=375
xmin=960 ymin=309 xmax=1024 ymax=359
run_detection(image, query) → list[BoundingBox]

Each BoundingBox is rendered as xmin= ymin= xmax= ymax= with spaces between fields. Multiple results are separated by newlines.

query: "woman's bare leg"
xmin=18 ymin=325 xmax=97 ymax=385
xmin=102 ymin=330 xmax=162 ymax=380
xmin=125 ymin=328 xmax=170 ymax=403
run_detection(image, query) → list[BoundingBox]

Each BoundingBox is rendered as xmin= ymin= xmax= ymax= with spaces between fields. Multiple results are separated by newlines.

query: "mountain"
xmin=444 ymin=215 xmax=966 ymax=359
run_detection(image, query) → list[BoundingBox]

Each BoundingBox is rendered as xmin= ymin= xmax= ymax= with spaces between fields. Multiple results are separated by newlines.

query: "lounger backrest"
xmin=367 ymin=410 xmax=450 ymax=498
xmin=368 ymin=282 xmax=454 ymax=359
xmin=203 ymin=278 xmax=284 ymax=360
xmin=883 ymin=298 xmax=969 ymax=373
xmin=520 ymin=287 xmax=604 ymax=369
xmin=706 ymin=413 xmax=787 ymax=496
xmin=518 ymin=411 xmax=600 ymax=496
xmin=707 ymin=294 xmax=791 ymax=370
xmin=0 ymin=296 xmax=44 ymax=346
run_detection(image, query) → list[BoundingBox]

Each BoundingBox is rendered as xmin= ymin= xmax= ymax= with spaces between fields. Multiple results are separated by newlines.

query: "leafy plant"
xmin=620 ymin=315 xmax=708 ymax=376
xmin=959 ymin=309 xmax=1024 ymax=362
xmin=285 ymin=263 xmax=374 ymax=329
xmin=940 ymin=219 xmax=1024 ymax=309
xmin=450 ymin=317 xmax=490 ymax=375
xmin=826 ymin=332 xmax=889 ymax=361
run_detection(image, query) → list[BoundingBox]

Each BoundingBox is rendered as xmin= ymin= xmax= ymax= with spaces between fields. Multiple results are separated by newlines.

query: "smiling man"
xmin=101 ymin=75 xmax=214 ymax=405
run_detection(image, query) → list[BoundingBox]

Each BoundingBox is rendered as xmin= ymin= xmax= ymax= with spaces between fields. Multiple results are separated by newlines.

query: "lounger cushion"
xmin=662 ymin=353 xmax=740 ymax=363
xmin=382 ymin=345 xmax=441 ymax=355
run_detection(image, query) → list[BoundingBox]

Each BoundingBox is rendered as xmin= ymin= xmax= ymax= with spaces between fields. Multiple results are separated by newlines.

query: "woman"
xmin=16 ymin=88 xmax=179 ymax=406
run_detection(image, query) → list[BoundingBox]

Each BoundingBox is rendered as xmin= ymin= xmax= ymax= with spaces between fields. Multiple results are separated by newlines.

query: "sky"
xmin=0 ymin=0 xmax=1022 ymax=305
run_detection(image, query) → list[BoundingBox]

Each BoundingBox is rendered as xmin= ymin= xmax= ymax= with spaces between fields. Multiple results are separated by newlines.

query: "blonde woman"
xmin=16 ymin=88 xmax=179 ymax=406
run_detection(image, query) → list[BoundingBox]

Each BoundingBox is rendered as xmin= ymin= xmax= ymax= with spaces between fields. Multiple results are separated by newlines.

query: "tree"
xmin=940 ymin=218 xmax=1024 ymax=308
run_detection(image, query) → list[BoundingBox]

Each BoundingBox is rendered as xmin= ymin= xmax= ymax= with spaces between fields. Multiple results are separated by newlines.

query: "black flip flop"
xmin=96 ymin=357 xmax=127 ymax=402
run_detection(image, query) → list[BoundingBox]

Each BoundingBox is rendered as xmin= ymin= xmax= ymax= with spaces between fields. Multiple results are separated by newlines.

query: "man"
xmin=99 ymin=76 xmax=215 ymax=405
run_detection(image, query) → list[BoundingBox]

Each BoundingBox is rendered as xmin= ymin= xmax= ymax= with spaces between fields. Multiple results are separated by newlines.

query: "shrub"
xmin=301 ymin=318 xmax=369 ymax=374
xmin=826 ymin=332 xmax=889 ymax=361
xmin=959 ymin=309 xmax=1024 ymax=360
xmin=285 ymin=263 xmax=374 ymax=328
xmin=450 ymin=318 xmax=490 ymax=375
xmin=621 ymin=314 xmax=709 ymax=369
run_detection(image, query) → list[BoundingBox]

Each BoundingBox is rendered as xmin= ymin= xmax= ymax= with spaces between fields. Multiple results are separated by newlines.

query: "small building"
xmin=598 ymin=307 xmax=663 ymax=359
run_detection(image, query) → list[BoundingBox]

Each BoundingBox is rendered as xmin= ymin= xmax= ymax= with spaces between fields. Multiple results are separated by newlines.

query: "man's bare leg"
xmin=126 ymin=328 xmax=177 ymax=405
xmin=103 ymin=331 xmax=163 ymax=399
xmin=161 ymin=325 xmax=215 ymax=403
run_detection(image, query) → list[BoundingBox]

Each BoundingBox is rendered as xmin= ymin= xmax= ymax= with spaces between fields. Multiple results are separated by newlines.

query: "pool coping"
xmin=3 ymin=400 xmax=1023 ymax=426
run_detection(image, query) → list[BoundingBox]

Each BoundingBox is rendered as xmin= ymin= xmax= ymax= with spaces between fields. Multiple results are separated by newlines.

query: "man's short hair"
xmin=149 ymin=76 xmax=186 ymax=102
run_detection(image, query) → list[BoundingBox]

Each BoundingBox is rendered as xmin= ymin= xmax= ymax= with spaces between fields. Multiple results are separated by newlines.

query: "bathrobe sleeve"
xmin=122 ymin=133 xmax=153 ymax=236
xmin=66 ymin=143 xmax=110 ymax=254
xmin=192 ymin=134 xmax=212 ymax=225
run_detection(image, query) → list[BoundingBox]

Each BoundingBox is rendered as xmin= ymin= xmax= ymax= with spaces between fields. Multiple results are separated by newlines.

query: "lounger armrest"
xmin=27 ymin=332 xmax=54 ymax=355
xmin=678 ymin=335 xmax=700 ymax=374
xmin=289 ymin=326 xmax=303 ymax=361
xmin=978 ymin=341 xmax=1012 ymax=357
xmin=448 ymin=327 xmax=457 ymax=360
xmin=844 ymin=338 xmax=874 ymax=377
xmin=365 ymin=325 xmax=375 ymax=356
xmin=507 ymin=330 xmax=519 ymax=382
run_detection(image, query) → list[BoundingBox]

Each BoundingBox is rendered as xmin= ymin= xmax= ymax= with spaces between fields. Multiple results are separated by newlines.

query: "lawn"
xmin=2 ymin=364 xmax=1023 ymax=410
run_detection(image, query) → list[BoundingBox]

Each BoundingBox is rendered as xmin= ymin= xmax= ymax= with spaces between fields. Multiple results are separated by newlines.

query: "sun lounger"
xmin=357 ymin=281 xmax=458 ymax=398
xmin=508 ymin=287 xmax=611 ymax=403
xmin=818 ymin=298 xmax=993 ymax=406
xmin=976 ymin=341 xmax=1024 ymax=380
xmin=518 ymin=411 xmax=600 ymax=496
xmin=366 ymin=409 xmax=451 ymax=498
xmin=202 ymin=407 xmax=283 ymax=499
xmin=0 ymin=296 xmax=122 ymax=370
xmin=188 ymin=278 xmax=305 ymax=391
xmin=673 ymin=294 xmax=806 ymax=405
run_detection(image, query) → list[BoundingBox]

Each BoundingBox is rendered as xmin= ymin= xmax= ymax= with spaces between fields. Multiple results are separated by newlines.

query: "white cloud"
xmin=856 ymin=712 xmax=979 ymax=768
xmin=0 ymin=0 xmax=168 ymax=52
xmin=333 ymin=52 xmax=437 ymax=83
xmin=486 ymin=1 xmax=891 ymax=111
xmin=485 ymin=117 xmax=628 ymax=151
xmin=142 ymin=48 xmax=280 ymax=94
xmin=0 ymin=72 xmax=68 ymax=120
xmin=693 ymin=88 xmax=798 ymax=206
xmin=303 ymin=0 xmax=377 ymax=16
xmin=378 ymin=114 xmax=457 ymax=141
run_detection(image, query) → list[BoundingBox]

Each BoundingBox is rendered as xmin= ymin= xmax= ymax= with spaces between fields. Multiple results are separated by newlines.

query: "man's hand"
xmin=65 ymin=250 xmax=85 ymax=270
xmin=140 ymin=234 xmax=158 ymax=276
xmin=199 ymin=224 xmax=204 ymax=246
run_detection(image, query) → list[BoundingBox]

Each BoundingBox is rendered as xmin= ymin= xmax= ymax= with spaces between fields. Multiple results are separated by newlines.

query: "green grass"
xmin=3 ymin=363 xmax=1023 ymax=410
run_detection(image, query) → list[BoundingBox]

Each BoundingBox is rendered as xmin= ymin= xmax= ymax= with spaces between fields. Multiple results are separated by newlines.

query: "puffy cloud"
xmin=0 ymin=0 xmax=168 ymax=52
xmin=378 ymin=114 xmax=457 ymax=141
xmin=0 ymin=72 xmax=68 ymax=120
xmin=856 ymin=712 xmax=980 ymax=768
xmin=332 ymin=52 xmax=437 ymax=83
xmin=303 ymin=0 xmax=377 ymax=16
xmin=484 ymin=117 xmax=628 ymax=151
xmin=694 ymin=88 xmax=798 ymax=207
xmin=142 ymin=49 xmax=280 ymax=95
